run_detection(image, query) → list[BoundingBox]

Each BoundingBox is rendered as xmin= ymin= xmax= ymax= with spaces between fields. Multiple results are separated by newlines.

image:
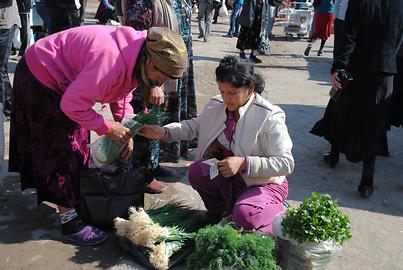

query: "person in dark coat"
xmin=49 ymin=0 xmax=81 ymax=34
xmin=236 ymin=0 xmax=264 ymax=63
xmin=387 ymin=46 xmax=403 ymax=128
xmin=310 ymin=0 xmax=403 ymax=198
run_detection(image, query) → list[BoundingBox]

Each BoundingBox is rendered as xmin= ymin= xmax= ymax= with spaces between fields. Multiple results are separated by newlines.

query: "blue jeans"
xmin=265 ymin=5 xmax=276 ymax=39
xmin=228 ymin=3 xmax=242 ymax=35
xmin=197 ymin=2 xmax=214 ymax=38
xmin=35 ymin=1 xmax=52 ymax=33
xmin=0 ymin=25 xmax=16 ymax=116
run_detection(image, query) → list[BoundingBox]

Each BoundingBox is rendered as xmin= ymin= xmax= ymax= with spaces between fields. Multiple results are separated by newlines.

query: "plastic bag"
xmin=273 ymin=213 xmax=342 ymax=270
xmin=192 ymin=4 xmax=198 ymax=15
xmin=219 ymin=3 xmax=228 ymax=17
xmin=90 ymin=118 xmax=144 ymax=167
xmin=13 ymin=27 xmax=21 ymax=49
xmin=277 ymin=238 xmax=342 ymax=270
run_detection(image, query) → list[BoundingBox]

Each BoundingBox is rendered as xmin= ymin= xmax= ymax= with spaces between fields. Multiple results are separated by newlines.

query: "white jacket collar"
xmin=238 ymin=92 xmax=256 ymax=119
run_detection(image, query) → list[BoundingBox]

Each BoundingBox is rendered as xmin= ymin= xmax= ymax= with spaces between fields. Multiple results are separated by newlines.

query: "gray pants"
xmin=197 ymin=2 xmax=214 ymax=38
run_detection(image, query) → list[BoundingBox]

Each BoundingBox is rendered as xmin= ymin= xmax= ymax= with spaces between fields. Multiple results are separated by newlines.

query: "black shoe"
xmin=250 ymin=55 xmax=262 ymax=63
xmin=223 ymin=33 xmax=233 ymax=38
xmin=233 ymin=33 xmax=239 ymax=37
xmin=304 ymin=44 xmax=312 ymax=56
xmin=317 ymin=50 xmax=323 ymax=56
xmin=358 ymin=184 xmax=374 ymax=198
xmin=323 ymin=152 xmax=339 ymax=168
xmin=152 ymin=165 xmax=175 ymax=177
xmin=212 ymin=20 xmax=217 ymax=24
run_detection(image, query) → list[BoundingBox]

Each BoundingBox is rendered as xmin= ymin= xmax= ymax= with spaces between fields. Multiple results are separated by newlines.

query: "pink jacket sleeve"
xmin=60 ymin=51 xmax=122 ymax=136
xmin=110 ymin=91 xmax=134 ymax=122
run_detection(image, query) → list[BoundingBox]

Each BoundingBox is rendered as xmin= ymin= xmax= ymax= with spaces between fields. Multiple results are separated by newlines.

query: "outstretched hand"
xmin=217 ymin=156 xmax=246 ymax=178
xmin=137 ymin=125 xmax=166 ymax=140
xmin=106 ymin=122 xmax=133 ymax=145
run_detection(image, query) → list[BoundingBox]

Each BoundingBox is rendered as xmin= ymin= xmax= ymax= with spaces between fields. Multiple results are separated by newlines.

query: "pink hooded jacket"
xmin=24 ymin=25 xmax=147 ymax=135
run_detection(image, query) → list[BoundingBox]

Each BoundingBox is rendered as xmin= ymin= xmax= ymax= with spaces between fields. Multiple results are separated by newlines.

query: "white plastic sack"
xmin=274 ymin=212 xmax=342 ymax=270
xmin=277 ymin=238 xmax=342 ymax=270
xmin=192 ymin=4 xmax=199 ymax=15
xmin=90 ymin=118 xmax=144 ymax=167
xmin=13 ymin=27 xmax=21 ymax=49
xmin=219 ymin=3 xmax=228 ymax=17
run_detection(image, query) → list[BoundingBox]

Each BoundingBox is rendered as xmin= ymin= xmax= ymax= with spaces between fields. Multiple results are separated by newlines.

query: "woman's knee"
xmin=231 ymin=204 xmax=259 ymax=231
xmin=187 ymin=161 xmax=204 ymax=189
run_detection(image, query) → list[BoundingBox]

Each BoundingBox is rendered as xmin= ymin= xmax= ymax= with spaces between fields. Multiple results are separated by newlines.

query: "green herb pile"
xmin=186 ymin=225 xmax=280 ymax=270
xmin=282 ymin=192 xmax=352 ymax=245
xmin=132 ymin=107 xmax=163 ymax=125
xmin=147 ymin=202 xmax=210 ymax=233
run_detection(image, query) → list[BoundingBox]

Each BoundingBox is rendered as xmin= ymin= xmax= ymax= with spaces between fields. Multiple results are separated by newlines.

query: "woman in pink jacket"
xmin=8 ymin=25 xmax=187 ymax=245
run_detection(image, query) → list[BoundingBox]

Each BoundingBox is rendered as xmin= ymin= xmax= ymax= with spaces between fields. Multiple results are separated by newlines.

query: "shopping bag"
xmin=219 ymin=3 xmax=228 ymax=17
xmin=79 ymin=164 xmax=145 ymax=229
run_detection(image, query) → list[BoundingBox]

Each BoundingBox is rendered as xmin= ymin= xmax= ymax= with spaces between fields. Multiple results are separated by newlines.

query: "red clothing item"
xmin=313 ymin=12 xmax=334 ymax=41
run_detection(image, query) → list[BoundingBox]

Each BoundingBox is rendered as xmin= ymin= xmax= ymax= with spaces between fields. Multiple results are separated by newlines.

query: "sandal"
xmin=64 ymin=225 xmax=107 ymax=246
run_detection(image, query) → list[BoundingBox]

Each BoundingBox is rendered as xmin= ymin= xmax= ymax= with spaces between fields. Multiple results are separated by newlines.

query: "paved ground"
xmin=1 ymin=1 xmax=403 ymax=269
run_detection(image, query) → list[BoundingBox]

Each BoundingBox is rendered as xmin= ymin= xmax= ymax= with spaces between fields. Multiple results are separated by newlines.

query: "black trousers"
xmin=18 ymin=13 xmax=31 ymax=55
xmin=50 ymin=7 xmax=80 ymax=34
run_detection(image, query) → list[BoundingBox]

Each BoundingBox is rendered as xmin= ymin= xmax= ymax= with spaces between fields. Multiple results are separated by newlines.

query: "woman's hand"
xmin=149 ymin=86 xmax=165 ymax=105
xmin=137 ymin=125 xmax=166 ymax=139
xmin=217 ymin=156 xmax=246 ymax=178
xmin=121 ymin=138 xmax=134 ymax=160
xmin=106 ymin=122 xmax=133 ymax=145
xmin=331 ymin=72 xmax=342 ymax=90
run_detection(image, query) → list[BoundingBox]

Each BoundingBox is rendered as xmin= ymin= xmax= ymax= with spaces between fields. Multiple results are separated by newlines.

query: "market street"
xmin=1 ymin=1 xmax=403 ymax=269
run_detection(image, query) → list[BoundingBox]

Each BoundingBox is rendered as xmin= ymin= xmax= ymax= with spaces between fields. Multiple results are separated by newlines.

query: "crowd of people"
xmin=0 ymin=0 xmax=402 ymax=247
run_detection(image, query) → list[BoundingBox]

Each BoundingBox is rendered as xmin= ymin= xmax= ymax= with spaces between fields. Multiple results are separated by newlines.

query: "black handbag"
xmin=79 ymin=164 xmax=145 ymax=229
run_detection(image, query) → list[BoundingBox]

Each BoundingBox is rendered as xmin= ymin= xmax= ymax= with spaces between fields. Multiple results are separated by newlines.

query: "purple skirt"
xmin=9 ymin=57 xmax=90 ymax=208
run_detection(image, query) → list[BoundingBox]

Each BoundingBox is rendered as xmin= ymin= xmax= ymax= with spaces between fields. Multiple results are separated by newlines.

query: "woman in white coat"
xmin=139 ymin=55 xmax=294 ymax=235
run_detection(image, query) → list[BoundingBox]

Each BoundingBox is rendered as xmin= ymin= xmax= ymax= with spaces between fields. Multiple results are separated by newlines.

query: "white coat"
xmin=162 ymin=93 xmax=294 ymax=186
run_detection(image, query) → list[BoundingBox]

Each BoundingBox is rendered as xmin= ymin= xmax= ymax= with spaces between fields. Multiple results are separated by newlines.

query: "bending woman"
xmin=8 ymin=26 xmax=187 ymax=245
xmin=139 ymin=55 xmax=294 ymax=235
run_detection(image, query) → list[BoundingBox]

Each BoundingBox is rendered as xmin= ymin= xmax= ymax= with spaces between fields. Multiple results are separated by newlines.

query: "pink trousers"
xmin=188 ymin=159 xmax=288 ymax=235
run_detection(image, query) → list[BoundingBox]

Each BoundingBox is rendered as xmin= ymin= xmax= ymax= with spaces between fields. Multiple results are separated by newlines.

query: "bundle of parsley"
xmin=282 ymin=192 xmax=352 ymax=245
xmin=186 ymin=224 xmax=280 ymax=270
xmin=277 ymin=192 xmax=352 ymax=270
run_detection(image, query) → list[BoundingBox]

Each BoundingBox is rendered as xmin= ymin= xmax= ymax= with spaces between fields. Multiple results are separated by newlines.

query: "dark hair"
xmin=215 ymin=55 xmax=265 ymax=94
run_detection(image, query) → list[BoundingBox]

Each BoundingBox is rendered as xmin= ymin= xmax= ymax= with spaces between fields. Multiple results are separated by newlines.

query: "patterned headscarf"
xmin=145 ymin=27 xmax=188 ymax=78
